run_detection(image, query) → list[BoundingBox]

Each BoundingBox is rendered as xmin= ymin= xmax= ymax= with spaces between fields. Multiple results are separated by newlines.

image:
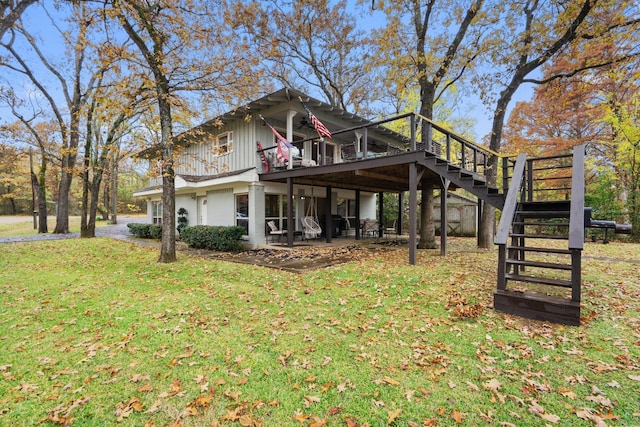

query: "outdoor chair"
xmin=267 ymin=220 xmax=286 ymax=243
xmin=362 ymin=219 xmax=378 ymax=238
xmin=385 ymin=219 xmax=398 ymax=237
xmin=341 ymin=143 xmax=360 ymax=161
xmin=301 ymin=216 xmax=322 ymax=240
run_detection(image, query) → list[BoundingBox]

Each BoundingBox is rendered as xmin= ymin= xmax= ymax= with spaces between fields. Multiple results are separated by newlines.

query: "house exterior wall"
xmin=207 ymin=188 xmax=235 ymax=226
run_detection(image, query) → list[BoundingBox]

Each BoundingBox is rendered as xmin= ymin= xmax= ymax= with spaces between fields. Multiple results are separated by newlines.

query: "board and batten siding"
xmin=173 ymin=119 xmax=259 ymax=177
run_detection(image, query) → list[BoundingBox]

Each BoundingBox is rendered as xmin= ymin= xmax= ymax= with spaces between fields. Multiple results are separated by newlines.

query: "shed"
xmin=433 ymin=193 xmax=477 ymax=237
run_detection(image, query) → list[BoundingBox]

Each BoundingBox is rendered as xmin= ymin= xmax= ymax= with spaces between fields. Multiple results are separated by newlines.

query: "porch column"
xmin=477 ymin=199 xmax=483 ymax=247
xmin=248 ymin=183 xmax=266 ymax=248
xmin=409 ymin=162 xmax=417 ymax=265
xmin=397 ymin=192 xmax=403 ymax=235
xmin=286 ymin=110 xmax=297 ymax=170
xmin=355 ymin=190 xmax=361 ymax=240
xmin=362 ymin=127 xmax=368 ymax=158
xmin=325 ymin=186 xmax=332 ymax=243
xmin=378 ymin=192 xmax=384 ymax=238
xmin=287 ymin=177 xmax=294 ymax=247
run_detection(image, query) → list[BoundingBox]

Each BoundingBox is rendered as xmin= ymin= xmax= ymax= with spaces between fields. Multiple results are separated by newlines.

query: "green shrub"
xmin=177 ymin=207 xmax=188 ymax=235
xmin=179 ymin=225 xmax=245 ymax=251
xmin=149 ymin=224 xmax=163 ymax=239
xmin=127 ymin=223 xmax=162 ymax=239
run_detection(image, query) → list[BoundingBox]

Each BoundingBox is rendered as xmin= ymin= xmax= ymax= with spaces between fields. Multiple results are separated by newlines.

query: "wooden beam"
xmin=354 ymin=170 xmax=408 ymax=185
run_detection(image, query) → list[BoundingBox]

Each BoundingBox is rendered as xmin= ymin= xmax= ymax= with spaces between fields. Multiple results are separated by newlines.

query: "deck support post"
xmin=440 ymin=179 xmax=450 ymax=256
xmin=397 ymin=192 xmax=404 ymax=236
xmin=355 ymin=190 xmax=361 ymax=240
xmin=325 ymin=186 xmax=332 ymax=243
xmin=378 ymin=192 xmax=384 ymax=238
xmin=287 ymin=177 xmax=294 ymax=247
xmin=409 ymin=162 xmax=417 ymax=265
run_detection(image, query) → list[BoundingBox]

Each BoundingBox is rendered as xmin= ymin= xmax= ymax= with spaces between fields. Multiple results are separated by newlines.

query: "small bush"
xmin=179 ymin=225 xmax=245 ymax=251
xmin=149 ymin=224 xmax=163 ymax=239
xmin=127 ymin=223 xmax=162 ymax=239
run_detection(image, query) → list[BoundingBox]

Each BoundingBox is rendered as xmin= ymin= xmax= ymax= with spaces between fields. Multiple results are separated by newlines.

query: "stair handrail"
xmin=568 ymin=144 xmax=586 ymax=250
xmin=495 ymin=153 xmax=528 ymax=245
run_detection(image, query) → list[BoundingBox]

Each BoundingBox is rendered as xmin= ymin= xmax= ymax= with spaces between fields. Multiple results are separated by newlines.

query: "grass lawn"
xmin=0 ymin=237 xmax=638 ymax=426
xmin=0 ymin=216 xmax=115 ymax=237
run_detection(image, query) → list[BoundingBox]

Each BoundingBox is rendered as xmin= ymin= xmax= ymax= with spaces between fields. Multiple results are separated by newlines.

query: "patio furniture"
xmin=362 ymin=219 xmax=378 ymax=238
xmin=385 ymin=219 xmax=398 ymax=237
xmin=267 ymin=220 xmax=286 ymax=243
xmin=341 ymin=143 xmax=360 ymax=161
xmin=301 ymin=216 xmax=322 ymax=240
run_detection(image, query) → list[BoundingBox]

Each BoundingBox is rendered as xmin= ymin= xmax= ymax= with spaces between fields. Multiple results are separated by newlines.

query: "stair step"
xmin=505 ymin=273 xmax=573 ymax=288
xmin=509 ymin=233 xmax=568 ymax=240
xmin=447 ymin=164 xmax=461 ymax=171
xmin=506 ymin=259 xmax=572 ymax=270
xmin=507 ymin=245 xmax=573 ymax=255
xmin=520 ymin=200 xmax=571 ymax=211
xmin=460 ymin=171 xmax=474 ymax=179
xmin=516 ymin=210 xmax=571 ymax=218
xmin=513 ymin=221 xmax=569 ymax=227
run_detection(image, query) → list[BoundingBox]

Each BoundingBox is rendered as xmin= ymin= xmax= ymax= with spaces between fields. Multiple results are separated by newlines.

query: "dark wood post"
xmin=355 ymin=189 xmax=361 ymax=240
xmin=378 ymin=191 xmax=384 ymax=238
xmin=287 ymin=177 xmax=294 ymax=247
xmin=325 ymin=186 xmax=332 ymax=243
xmin=409 ymin=162 xmax=417 ymax=265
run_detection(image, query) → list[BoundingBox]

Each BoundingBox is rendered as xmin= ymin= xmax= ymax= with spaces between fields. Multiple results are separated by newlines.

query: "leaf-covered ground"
xmin=0 ymin=237 xmax=638 ymax=426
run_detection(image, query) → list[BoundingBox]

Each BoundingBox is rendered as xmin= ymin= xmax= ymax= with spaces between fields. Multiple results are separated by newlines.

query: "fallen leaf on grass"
xmin=576 ymin=407 xmax=609 ymax=426
xmin=629 ymin=374 xmax=640 ymax=382
xmin=303 ymin=395 xmax=321 ymax=408
xmin=528 ymin=401 xmax=559 ymax=424
xmin=388 ymin=408 xmax=401 ymax=423
xmin=114 ymin=397 xmax=144 ymax=422
xmin=327 ymin=405 xmax=342 ymax=416
xmin=374 ymin=376 xmax=400 ymax=386
xmin=452 ymin=408 xmax=465 ymax=423
xmin=483 ymin=378 xmax=501 ymax=391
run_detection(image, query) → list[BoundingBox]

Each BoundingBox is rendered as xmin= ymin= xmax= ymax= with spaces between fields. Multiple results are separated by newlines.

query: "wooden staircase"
xmin=494 ymin=147 xmax=585 ymax=325
xmin=393 ymin=117 xmax=586 ymax=325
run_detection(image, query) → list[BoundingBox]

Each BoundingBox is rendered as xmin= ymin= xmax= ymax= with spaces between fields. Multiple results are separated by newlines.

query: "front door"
xmin=197 ymin=197 xmax=207 ymax=225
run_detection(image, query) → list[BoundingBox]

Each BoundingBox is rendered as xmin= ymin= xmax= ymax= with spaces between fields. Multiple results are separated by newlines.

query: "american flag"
xmin=261 ymin=115 xmax=292 ymax=164
xmin=300 ymin=99 xmax=332 ymax=139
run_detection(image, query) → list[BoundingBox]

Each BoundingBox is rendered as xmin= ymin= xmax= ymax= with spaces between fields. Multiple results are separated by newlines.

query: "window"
xmin=214 ymin=132 xmax=233 ymax=155
xmin=337 ymin=198 xmax=356 ymax=227
xmin=152 ymin=201 xmax=163 ymax=224
xmin=265 ymin=194 xmax=294 ymax=231
xmin=236 ymin=194 xmax=249 ymax=235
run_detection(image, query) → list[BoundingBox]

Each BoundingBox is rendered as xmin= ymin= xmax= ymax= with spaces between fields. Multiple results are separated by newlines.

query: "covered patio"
xmin=261 ymin=148 xmax=464 ymax=265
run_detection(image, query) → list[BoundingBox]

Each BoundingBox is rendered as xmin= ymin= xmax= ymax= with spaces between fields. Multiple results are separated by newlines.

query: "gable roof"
xmin=136 ymin=88 xmax=409 ymax=159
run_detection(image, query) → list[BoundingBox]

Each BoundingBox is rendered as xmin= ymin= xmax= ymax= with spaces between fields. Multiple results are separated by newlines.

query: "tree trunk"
xmin=417 ymin=180 xmax=436 ymax=249
xmin=477 ymin=80 xmax=516 ymax=248
xmin=110 ymin=150 xmax=118 ymax=224
xmin=159 ymin=165 xmax=176 ymax=263
xmin=31 ymin=170 xmax=48 ymax=233
xmin=53 ymin=171 xmax=73 ymax=234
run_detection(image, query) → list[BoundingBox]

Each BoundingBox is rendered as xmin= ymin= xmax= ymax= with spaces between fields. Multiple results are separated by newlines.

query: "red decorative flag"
xmin=260 ymin=115 xmax=292 ymax=164
xmin=300 ymin=99 xmax=332 ymax=139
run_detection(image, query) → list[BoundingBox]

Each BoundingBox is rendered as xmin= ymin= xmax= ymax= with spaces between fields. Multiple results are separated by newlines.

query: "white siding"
xmin=174 ymin=119 xmax=259 ymax=176
xmin=207 ymin=188 xmax=235 ymax=226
